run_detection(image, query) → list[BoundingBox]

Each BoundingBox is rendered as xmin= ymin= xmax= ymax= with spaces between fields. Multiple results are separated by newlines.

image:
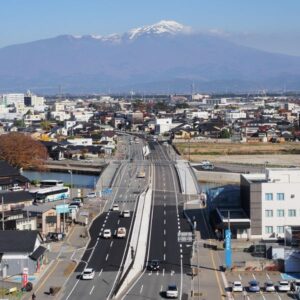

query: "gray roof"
xmin=0 ymin=230 xmax=40 ymax=253
xmin=0 ymin=191 xmax=33 ymax=204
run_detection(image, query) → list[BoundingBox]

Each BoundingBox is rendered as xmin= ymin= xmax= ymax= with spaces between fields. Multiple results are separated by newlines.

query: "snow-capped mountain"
xmin=0 ymin=20 xmax=300 ymax=93
xmin=127 ymin=20 xmax=191 ymax=40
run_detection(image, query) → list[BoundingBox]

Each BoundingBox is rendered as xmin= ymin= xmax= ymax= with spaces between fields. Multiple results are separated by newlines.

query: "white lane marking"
xmin=164 ymin=229 xmax=166 ymax=235
xmin=98 ymin=268 xmax=103 ymax=277
xmin=89 ymin=285 xmax=95 ymax=295
xmin=163 ymin=268 xmax=165 ymax=277
xmin=266 ymin=273 xmax=270 ymax=280
xmin=239 ymin=274 xmax=242 ymax=280
xmin=164 ymin=241 xmax=166 ymax=247
xmin=139 ymin=285 xmax=143 ymax=294
xmin=148 ymin=271 xmax=152 ymax=276
xmin=164 ymin=202 xmax=166 ymax=206
xmin=157 ymin=271 xmax=159 ymax=276
xmin=252 ymin=273 xmax=256 ymax=280
xmin=117 ymin=219 xmax=120 ymax=224
xmin=110 ymin=241 xmax=114 ymax=248
xmin=164 ymin=253 xmax=166 ymax=261
xmin=164 ymin=210 xmax=166 ymax=216
xmin=171 ymin=270 xmax=174 ymax=276
xmin=164 ymin=219 xmax=166 ymax=225
xmin=164 ymin=195 xmax=166 ymax=200
xmin=105 ymin=254 xmax=109 ymax=261
xmin=104 ymin=220 xmax=107 ymax=224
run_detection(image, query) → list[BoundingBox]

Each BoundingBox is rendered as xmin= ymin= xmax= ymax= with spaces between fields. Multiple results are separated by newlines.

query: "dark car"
xmin=148 ymin=259 xmax=160 ymax=271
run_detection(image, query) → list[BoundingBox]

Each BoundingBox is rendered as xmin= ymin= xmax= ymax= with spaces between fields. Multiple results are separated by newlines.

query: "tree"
xmin=0 ymin=133 xmax=48 ymax=169
xmin=40 ymin=120 xmax=52 ymax=131
xmin=219 ymin=129 xmax=231 ymax=139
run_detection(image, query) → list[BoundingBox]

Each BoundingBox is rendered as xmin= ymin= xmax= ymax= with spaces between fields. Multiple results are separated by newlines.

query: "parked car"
xmin=292 ymin=280 xmax=300 ymax=292
xmin=148 ymin=259 xmax=160 ymax=271
xmin=102 ymin=229 xmax=112 ymax=239
xmin=248 ymin=280 xmax=260 ymax=292
xmin=277 ymin=281 xmax=290 ymax=292
xmin=232 ymin=281 xmax=243 ymax=292
xmin=81 ymin=268 xmax=95 ymax=280
xmin=166 ymin=284 xmax=178 ymax=298
xmin=122 ymin=210 xmax=130 ymax=218
xmin=264 ymin=281 xmax=275 ymax=292
xmin=86 ymin=192 xmax=97 ymax=198
xmin=112 ymin=204 xmax=119 ymax=211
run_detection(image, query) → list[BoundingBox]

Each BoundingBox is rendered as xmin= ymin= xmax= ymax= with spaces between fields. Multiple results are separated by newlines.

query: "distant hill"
xmin=0 ymin=20 xmax=300 ymax=94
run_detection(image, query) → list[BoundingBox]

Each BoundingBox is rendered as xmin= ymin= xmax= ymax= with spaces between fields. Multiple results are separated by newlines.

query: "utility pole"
xmin=2 ymin=196 xmax=4 ymax=231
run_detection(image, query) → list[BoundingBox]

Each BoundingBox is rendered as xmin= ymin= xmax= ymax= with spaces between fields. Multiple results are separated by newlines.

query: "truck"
xmin=116 ymin=227 xmax=126 ymax=238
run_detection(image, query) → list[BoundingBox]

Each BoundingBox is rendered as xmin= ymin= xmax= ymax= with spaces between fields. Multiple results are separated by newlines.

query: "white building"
xmin=67 ymin=138 xmax=93 ymax=146
xmin=1 ymin=93 xmax=24 ymax=106
xmin=225 ymin=110 xmax=247 ymax=121
xmin=241 ymin=168 xmax=300 ymax=240
xmin=155 ymin=118 xmax=178 ymax=134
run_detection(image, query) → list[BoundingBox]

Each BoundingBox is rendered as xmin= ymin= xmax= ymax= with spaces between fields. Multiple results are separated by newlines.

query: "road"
xmin=62 ymin=136 xmax=149 ymax=300
xmin=122 ymin=142 xmax=193 ymax=300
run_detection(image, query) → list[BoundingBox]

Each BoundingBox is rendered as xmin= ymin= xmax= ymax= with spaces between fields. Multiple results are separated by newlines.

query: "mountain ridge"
xmin=0 ymin=20 xmax=300 ymax=93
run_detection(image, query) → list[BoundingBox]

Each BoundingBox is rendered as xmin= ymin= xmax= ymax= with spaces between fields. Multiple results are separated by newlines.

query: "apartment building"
xmin=241 ymin=168 xmax=300 ymax=240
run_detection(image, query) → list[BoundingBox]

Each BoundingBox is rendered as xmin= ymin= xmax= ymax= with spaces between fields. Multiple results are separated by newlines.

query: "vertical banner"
xmin=225 ymin=229 xmax=232 ymax=269
xmin=22 ymin=267 xmax=28 ymax=287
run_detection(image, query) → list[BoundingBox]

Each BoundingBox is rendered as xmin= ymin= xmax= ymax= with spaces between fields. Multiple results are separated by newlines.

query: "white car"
xmin=232 ymin=281 xmax=243 ymax=292
xmin=277 ymin=281 xmax=290 ymax=292
xmin=264 ymin=281 xmax=275 ymax=292
xmin=102 ymin=229 xmax=112 ymax=238
xmin=112 ymin=204 xmax=119 ymax=211
xmin=122 ymin=210 xmax=130 ymax=218
xmin=81 ymin=268 xmax=95 ymax=280
xmin=292 ymin=280 xmax=300 ymax=292
xmin=87 ymin=192 xmax=97 ymax=198
xmin=166 ymin=284 xmax=178 ymax=298
xmin=200 ymin=160 xmax=211 ymax=166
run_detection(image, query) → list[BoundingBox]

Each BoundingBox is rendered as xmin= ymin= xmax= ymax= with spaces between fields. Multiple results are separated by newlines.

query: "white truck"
xmin=116 ymin=227 xmax=126 ymax=238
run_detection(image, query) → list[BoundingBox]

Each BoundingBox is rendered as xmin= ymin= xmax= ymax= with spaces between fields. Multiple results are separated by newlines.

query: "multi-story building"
xmin=1 ymin=93 xmax=24 ymax=106
xmin=241 ymin=168 xmax=300 ymax=240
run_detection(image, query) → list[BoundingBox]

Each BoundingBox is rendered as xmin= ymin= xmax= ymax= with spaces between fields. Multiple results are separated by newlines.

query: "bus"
xmin=40 ymin=180 xmax=64 ymax=187
xmin=30 ymin=186 xmax=70 ymax=203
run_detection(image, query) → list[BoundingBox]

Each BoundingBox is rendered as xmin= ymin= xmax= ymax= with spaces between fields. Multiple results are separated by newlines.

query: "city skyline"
xmin=1 ymin=0 xmax=300 ymax=56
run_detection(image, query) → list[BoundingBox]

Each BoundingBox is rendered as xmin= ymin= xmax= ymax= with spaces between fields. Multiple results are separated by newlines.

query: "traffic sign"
xmin=56 ymin=204 xmax=69 ymax=214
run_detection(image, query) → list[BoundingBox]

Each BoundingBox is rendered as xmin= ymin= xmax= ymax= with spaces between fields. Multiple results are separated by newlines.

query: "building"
xmin=241 ymin=168 xmax=300 ymax=240
xmin=0 ymin=230 xmax=46 ymax=277
xmin=0 ymin=161 xmax=29 ymax=191
xmin=1 ymin=93 xmax=24 ymax=106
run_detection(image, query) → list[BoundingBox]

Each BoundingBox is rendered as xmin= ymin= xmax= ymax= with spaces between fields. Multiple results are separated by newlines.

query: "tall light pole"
xmin=68 ymin=170 xmax=73 ymax=199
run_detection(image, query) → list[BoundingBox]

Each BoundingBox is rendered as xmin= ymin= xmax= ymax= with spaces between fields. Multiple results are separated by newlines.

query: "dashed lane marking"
xmin=98 ymin=268 xmax=103 ymax=277
xmin=89 ymin=285 xmax=95 ymax=295
xmin=163 ymin=268 xmax=165 ymax=277
xmin=164 ymin=241 xmax=166 ymax=247
xmin=110 ymin=241 xmax=114 ymax=247
xmin=139 ymin=285 xmax=143 ymax=294
xmin=105 ymin=254 xmax=109 ymax=261
xmin=164 ymin=253 xmax=166 ymax=261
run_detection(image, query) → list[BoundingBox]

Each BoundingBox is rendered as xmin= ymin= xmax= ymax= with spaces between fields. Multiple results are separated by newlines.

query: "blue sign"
xmin=56 ymin=204 xmax=69 ymax=214
xmin=225 ymin=229 xmax=232 ymax=268
xmin=102 ymin=188 xmax=112 ymax=195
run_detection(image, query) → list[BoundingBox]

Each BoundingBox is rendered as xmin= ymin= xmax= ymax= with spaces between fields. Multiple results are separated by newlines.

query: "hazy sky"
xmin=1 ymin=0 xmax=300 ymax=55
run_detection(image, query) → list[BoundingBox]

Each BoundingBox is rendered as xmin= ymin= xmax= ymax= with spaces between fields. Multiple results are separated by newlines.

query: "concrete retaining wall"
xmin=193 ymin=169 xmax=241 ymax=184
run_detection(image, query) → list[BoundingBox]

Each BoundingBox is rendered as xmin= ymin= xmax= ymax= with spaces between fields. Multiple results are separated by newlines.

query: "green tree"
xmin=219 ymin=129 xmax=231 ymax=139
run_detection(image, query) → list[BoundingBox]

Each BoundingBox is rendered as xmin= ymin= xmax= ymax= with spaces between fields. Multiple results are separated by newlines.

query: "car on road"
xmin=148 ymin=259 xmax=160 ymax=271
xmin=86 ymin=192 xmax=97 ymax=198
xmin=116 ymin=227 xmax=126 ymax=238
xmin=292 ymin=280 xmax=300 ymax=292
xmin=264 ymin=281 xmax=275 ymax=292
xmin=277 ymin=280 xmax=290 ymax=292
xmin=102 ymin=229 xmax=112 ymax=239
xmin=166 ymin=284 xmax=178 ymax=298
xmin=69 ymin=202 xmax=81 ymax=208
xmin=112 ymin=204 xmax=119 ymax=211
xmin=72 ymin=198 xmax=83 ymax=206
xmin=232 ymin=281 xmax=243 ymax=292
xmin=81 ymin=268 xmax=95 ymax=280
xmin=200 ymin=160 xmax=211 ymax=166
xmin=122 ymin=210 xmax=130 ymax=218
xmin=201 ymin=164 xmax=214 ymax=170
xmin=248 ymin=280 xmax=260 ymax=292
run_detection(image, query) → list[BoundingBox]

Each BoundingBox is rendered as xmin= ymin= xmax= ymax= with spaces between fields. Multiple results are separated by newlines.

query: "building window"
xmin=277 ymin=226 xmax=285 ymax=234
xmin=265 ymin=226 xmax=273 ymax=234
xmin=277 ymin=209 xmax=285 ymax=217
xmin=288 ymin=209 xmax=296 ymax=217
xmin=265 ymin=210 xmax=273 ymax=217
xmin=265 ymin=193 xmax=273 ymax=201
xmin=276 ymin=193 xmax=285 ymax=200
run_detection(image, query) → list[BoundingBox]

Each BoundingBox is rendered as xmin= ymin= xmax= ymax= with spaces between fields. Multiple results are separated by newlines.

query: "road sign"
xmin=225 ymin=229 xmax=232 ymax=268
xmin=56 ymin=204 xmax=69 ymax=214
xmin=102 ymin=188 xmax=112 ymax=195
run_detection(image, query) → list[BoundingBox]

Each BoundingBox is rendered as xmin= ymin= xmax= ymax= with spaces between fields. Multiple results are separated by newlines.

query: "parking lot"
xmin=226 ymin=271 xmax=299 ymax=299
